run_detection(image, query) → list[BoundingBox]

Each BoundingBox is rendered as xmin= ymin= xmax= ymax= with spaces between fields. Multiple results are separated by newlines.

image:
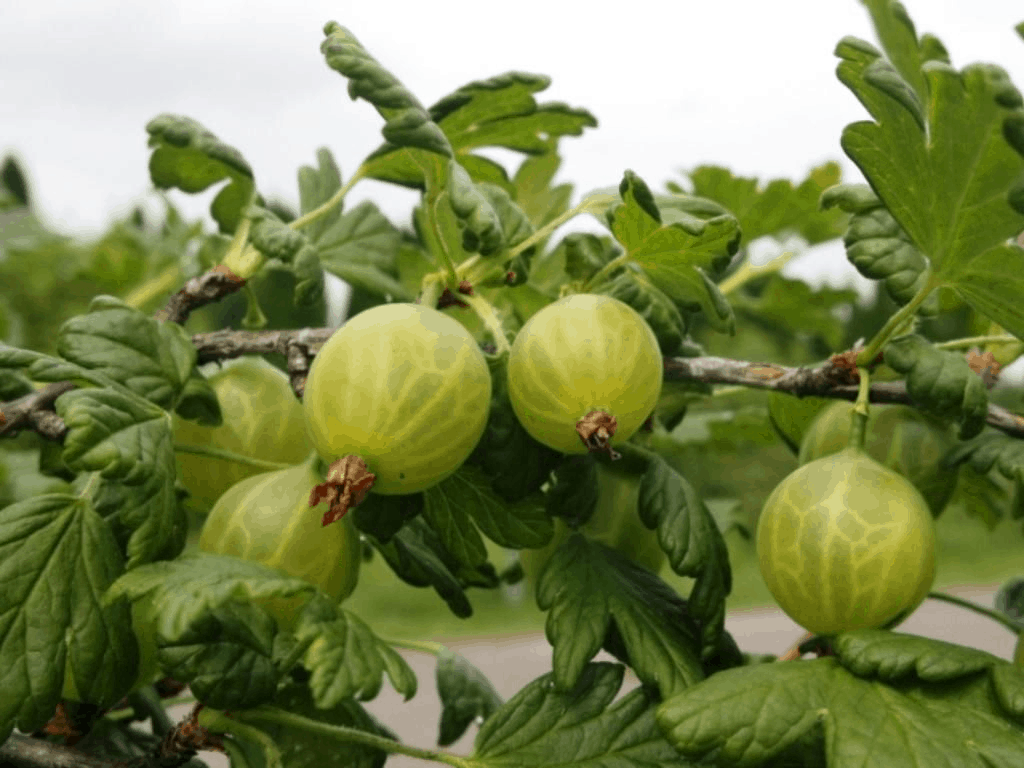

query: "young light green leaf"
xmin=297 ymin=147 xmax=343 ymax=243
xmin=316 ymin=200 xmax=411 ymax=301
xmin=473 ymin=662 xmax=689 ymax=766
xmin=821 ymin=183 xmax=936 ymax=312
xmin=157 ymin=600 xmax=281 ymax=710
xmin=436 ymin=648 xmax=503 ymax=747
xmin=246 ymin=206 xmax=324 ymax=306
xmin=146 ymin=114 xmax=255 ymax=234
xmin=320 ymin=23 xmax=452 ymax=160
xmin=361 ymin=72 xmax=596 ymax=192
xmin=536 ymin=533 xmax=704 ymax=699
xmin=608 ymin=171 xmax=739 ymax=334
xmin=57 ymin=296 xmax=196 ymax=410
xmin=883 ymin=334 xmax=989 ymax=438
xmin=836 ymin=34 xmax=1024 ymax=335
xmin=512 ymin=150 xmax=573 ymax=232
xmin=0 ymin=494 xmax=136 ymax=742
xmin=657 ymin=652 xmax=1024 ymax=767
xmin=295 ymin=598 xmax=417 ymax=709
xmin=677 ymin=162 xmax=845 ymax=244
xmin=623 ymin=446 xmax=732 ymax=660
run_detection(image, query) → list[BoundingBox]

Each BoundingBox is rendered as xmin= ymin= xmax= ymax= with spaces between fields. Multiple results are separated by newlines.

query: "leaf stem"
xmin=856 ymin=277 xmax=937 ymax=367
xmin=583 ymin=253 xmax=630 ymax=292
xmin=718 ymin=251 xmax=795 ymax=296
xmin=234 ymin=706 xmax=474 ymax=767
xmin=848 ymin=366 xmax=871 ymax=451
xmin=926 ymin=591 xmax=1024 ymax=634
xmin=935 ymin=334 xmax=1021 ymax=350
xmin=290 ymin=165 xmax=366 ymax=231
xmin=506 ymin=197 xmax=596 ymax=262
xmin=380 ymin=636 xmax=447 ymax=656
xmin=173 ymin=442 xmax=292 ymax=471
xmin=122 ymin=264 xmax=183 ymax=310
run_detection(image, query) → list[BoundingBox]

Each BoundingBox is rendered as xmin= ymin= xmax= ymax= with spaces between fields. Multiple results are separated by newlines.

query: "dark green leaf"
xmin=944 ymin=431 xmax=1024 ymax=519
xmin=295 ymin=597 xmax=417 ymax=708
xmin=537 ymin=534 xmax=704 ymax=699
xmin=436 ymin=649 xmax=503 ymax=746
xmin=57 ymin=296 xmax=197 ymax=410
xmin=173 ymin=370 xmax=222 ymax=427
xmin=594 ymin=270 xmax=687 ymax=355
xmin=821 ymin=183 xmax=935 ymax=311
xmin=146 ymin=114 xmax=255 ymax=234
xmin=0 ymin=494 xmax=135 ymax=741
xmin=351 ymin=492 xmax=424 ymax=544
xmin=474 ymin=662 xmax=690 ymax=766
xmin=0 ymin=155 xmax=30 ymax=208
xmin=448 ymin=161 xmax=504 ymax=256
xmin=883 ymin=334 xmax=989 ymax=438
xmin=734 ymin=273 xmax=858 ymax=349
xmin=995 ymin=577 xmax=1024 ymax=626
xmin=543 ymin=455 xmax=599 ymax=528
xmin=158 ymin=600 xmax=280 ymax=710
xmin=319 ymin=23 xmax=452 ymax=159
xmin=625 ymin=445 xmax=732 ymax=660
xmin=562 ymin=232 xmax=619 ymax=282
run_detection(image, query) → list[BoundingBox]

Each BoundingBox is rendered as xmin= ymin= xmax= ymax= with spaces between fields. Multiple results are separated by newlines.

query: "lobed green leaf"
xmin=146 ymin=114 xmax=255 ymax=234
xmin=297 ymin=147 xmax=344 ymax=244
xmin=436 ymin=648 xmax=503 ymax=747
xmin=473 ymin=662 xmax=689 ymax=766
xmin=944 ymin=431 xmax=1024 ymax=519
xmin=883 ymin=334 xmax=989 ymax=439
xmin=246 ymin=206 xmax=324 ymax=306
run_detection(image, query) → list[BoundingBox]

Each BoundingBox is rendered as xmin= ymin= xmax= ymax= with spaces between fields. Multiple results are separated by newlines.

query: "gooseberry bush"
xmin=4 ymin=3 xmax=1024 ymax=767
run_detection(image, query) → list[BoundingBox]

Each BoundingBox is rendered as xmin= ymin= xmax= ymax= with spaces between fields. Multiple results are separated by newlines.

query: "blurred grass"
xmin=347 ymin=497 xmax=1024 ymax=642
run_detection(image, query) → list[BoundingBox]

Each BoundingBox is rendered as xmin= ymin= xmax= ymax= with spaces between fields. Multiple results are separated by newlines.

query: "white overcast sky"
xmin=2 ymin=0 xmax=1023 ymax=298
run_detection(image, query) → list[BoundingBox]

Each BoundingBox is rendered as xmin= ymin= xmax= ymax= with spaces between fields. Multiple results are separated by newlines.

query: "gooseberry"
xmin=303 ymin=303 xmax=492 ymax=500
xmin=199 ymin=459 xmax=361 ymax=627
xmin=175 ymin=357 xmax=311 ymax=513
xmin=798 ymin=401 xmax=956 ymax=516
xmin=757 ymin=447 xmax=936 ymax=634
xmin=522 ymin=462 xmax=664 ymax=583
xmin=507 ymin=294 xmax=662 ymax=456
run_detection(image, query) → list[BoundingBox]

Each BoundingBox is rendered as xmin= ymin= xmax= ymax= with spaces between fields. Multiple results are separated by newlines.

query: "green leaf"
xmin=512 ymin=151 xmax=574 ymax=232
xmin=246 ymin=206 xmax=324 ymax=306
xmin=448 ymin=161 xmax=504 ymax=256
xmin=0 ymin=155 xmax=30 ymax=208
xmin=320 ymin=23 xmax=451 ymax=160
xmin=258 ymin=683 xmax=395 ymax=768
xmin=173 ymin=369 xmax=222 ymax=427
xmin=996 ymin=578 xmax=1024 ymax=626
xmin=317 ymin=200 xmax=411 ymax=301
xmin=949 ymin=460 xmax=1008 ymax=529
xmin=371 ymin=517 xmax=487 ymax=618
xmin=432 ymin=466 xmax=553 ymax=551
xmin=944 ymin=431 xmax=1024 ymax=519
xmin=351 ymin=492 xmax=424 ymax=544
xmin=297 ymin=147 xmax=343 ymax=244
xmin=834 ymin=628 xmax=1007 ymax=681
xmin=146 ymin=114 xmax=255 ymax=234
xmin=860 ymin=0 xmax=950 ymax=103
xmin=56 ymin=296 xmax=197 ymax=410
xmin=0 ymin=494 xmax=136 ymax=741
xmin=436 ymin=649 xmax=503 ymax=747
xmin=821 ymin=183 xmax=935 ymax=312
xmin=158 ymin=600 xmax=281 ymax=710
xmin=625 ymin=446 xmax=732 ymax=660
xmin=681 ymin=162 xmax=846 ymax=244
xmin=105 ymin=553 xmax=318 ymax=636
xmin=657 ymin=648 xmax=1024 ymax=767
xmin=883 ymin=334 xmax=989 ymax=439
xmin=835 ymin=33 xmax=1024 ymax=335
xmin=361 ymin=71 xmax=596 ymax=192
xmin=562 ymin=232 xmax=620 ymax=282
xmin=536 ymin=533 xmax=704 ymax=699
xmin=608 ymin=171 xmax=739 ymax=334
xmin=733 ymin=273 xmax=858 ymax=350
xmin=473 ymin=662 xmax=689 ymax=766
xmin=296 ymin=597 xmax=417 ymax=709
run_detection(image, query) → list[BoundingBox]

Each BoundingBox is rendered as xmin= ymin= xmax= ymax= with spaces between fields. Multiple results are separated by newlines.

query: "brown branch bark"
xmin=3 ymin=329 xmax=1024 ymax=441
xmin=153 ymin=265 xmax=245 ymax=325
